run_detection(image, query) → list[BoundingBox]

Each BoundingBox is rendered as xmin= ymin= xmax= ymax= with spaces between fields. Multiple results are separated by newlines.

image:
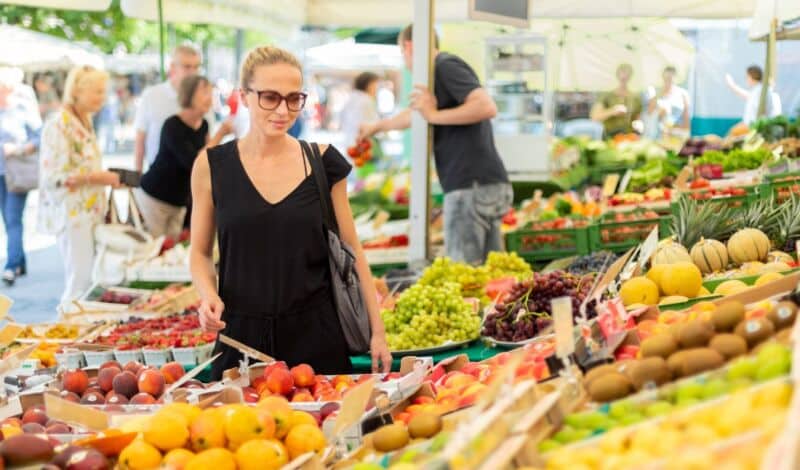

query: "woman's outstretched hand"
xmin=199 ymin=295 xmax=226 ymax=332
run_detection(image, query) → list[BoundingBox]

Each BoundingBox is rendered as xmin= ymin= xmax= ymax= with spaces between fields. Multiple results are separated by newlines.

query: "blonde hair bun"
xmin=239 ymin=46 xmax=302 ymax=90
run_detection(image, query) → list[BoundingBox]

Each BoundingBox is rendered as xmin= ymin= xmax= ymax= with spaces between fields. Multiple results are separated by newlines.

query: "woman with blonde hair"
xmin=191 ymin=46 xmax=392 ymax=378
xmin=39 ymin=65 xmax=121 ymax=304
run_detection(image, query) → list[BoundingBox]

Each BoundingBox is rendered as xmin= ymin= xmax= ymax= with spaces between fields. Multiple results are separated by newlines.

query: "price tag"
xmin=674 ymin=165 xmax=692 ymax=190
xmin=602 ymin=174 xmax=620 ymax=197
xmin=552 ymin=297 xmax=574 ymax=359
xmin=0 ymin=295 xmax=13 ymax=321
xmin=638 ymin=226 xmax=660 ymax=267
xmin=617 ymin=169 xmax=633 ymax=194
xmin=333 ymin=378 xmax=374 ymax=437
xmin=596 ymin=299 xmax=635 ymax=339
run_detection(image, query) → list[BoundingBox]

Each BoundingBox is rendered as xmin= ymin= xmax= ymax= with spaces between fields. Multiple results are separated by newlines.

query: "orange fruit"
xmin=234 ymin=439 xmax=289 ymax=470
xmin=253 ymin=407 xmax=276 ymax=439
xmin=284 ymin=423 xmax=326 ymax=460
xmin=190 ymin=408 xmax=226 ymax=451
xmin=144 ymin=412 xmax=190 ymax=451
xmin=162 ymin=448 xmax=195 ymax=470
xmin=257 ymin=396 xmax=292 ymax=439
xmin=184 ymin=448 xmax=236 ymax=470
xmin=223 ymin=405 xmax=264 ymax=449
xmin=160 ymin=402 xmax=202 ymax=426
xmin=289 ymin=410 xmax=318 ymax=430
xmin=118 ymin=440 xmax=162 ymax=470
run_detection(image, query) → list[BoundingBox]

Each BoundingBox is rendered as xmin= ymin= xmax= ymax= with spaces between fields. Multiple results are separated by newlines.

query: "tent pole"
xmin=158 ymin=0 xmax=166 ymax=80
xmin=408 ymin=0 xmax=434 ymax=266
xmin=758 ymin=18 xmax=776 ymax=118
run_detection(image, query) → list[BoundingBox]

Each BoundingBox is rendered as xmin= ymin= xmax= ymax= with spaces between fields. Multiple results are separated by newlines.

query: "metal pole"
xmin=408 ymin=0 xmax=434 ymax=266
xmin=235 ymin=29 xmax=245 ymax=80
xmin=158 ymin=0 xmax=166 ymax=80
xmin=758 ymin=18 xmax=776 ymax=118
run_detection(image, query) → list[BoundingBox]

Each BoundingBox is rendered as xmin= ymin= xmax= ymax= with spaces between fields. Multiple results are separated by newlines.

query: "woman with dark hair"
xmin=340 ymin=71 xmax=380 ymax=147
xmin=134 ymin=75 xmax=233 ymax=238
xmin=725 ymin=65 xmax=782 ymax=126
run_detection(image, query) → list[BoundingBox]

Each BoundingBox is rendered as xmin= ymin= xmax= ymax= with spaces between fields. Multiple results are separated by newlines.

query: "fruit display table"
xmin=349 ymin=340 xmax=502 ymax=373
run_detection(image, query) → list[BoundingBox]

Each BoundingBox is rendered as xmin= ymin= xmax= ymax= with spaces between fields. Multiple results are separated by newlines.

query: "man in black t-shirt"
xmin=360 ymin=25 xmax=512 ymax=265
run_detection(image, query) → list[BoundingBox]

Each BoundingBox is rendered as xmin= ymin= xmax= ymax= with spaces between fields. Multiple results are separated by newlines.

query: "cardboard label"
xmin=591 ymin=248 xmax=634 ymax=303
xmin=596 ymin=299 xmax=635 ymax=339
xmin=0 ymin=395 xmax=23 ymax=421
xmin=602 ymin=174 xmax=620 ymax=197
xmin=45 ymin=392 xmax=110 ymax=431
xmin=638 ymin=226 xmax=660 ymax=267
xmin=674 ymin=165 xmax=692 ymax=190
xmin=551 ymin=297 xmax=574 ymax=359
xmin=333 ymin=378 xmax=374 ymax=437
xmin=0 ymin=343 xmax=36 ymax=378
xmin=617 ymin=169 xmax=633 ymax=194
xmin=0 ymin=323 xmax=24 ymax=347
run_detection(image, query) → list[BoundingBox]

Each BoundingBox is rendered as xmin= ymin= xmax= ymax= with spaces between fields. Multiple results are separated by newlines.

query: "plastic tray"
xmin=505 ymin=223 xmax=590 ymax=263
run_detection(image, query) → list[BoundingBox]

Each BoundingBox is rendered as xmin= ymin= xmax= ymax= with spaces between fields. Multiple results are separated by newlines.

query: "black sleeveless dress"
xmin=208 ymin=140 xmax=353 ymax=380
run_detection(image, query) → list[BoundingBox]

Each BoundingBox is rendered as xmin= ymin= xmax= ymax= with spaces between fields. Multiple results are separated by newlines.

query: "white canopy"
xmin=750 ymin=0 xmax=800 ymax=39
xmin=305 ymin=0 xmax=758 ymax=26
xmin=304 ymin=38 xmax=403 ymax=71
xmin=0 ymin=0 xmax=110 ymax=10
xmin=0 ymin=25 xmax=104 ymax=71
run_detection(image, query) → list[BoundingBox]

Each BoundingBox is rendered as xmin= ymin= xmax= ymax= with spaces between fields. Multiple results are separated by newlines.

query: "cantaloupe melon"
xmin=652 ymin=241 xmax=692 ymax=265
xmin=767 ymin=251 xmax=794 ymax=264
xmin=714 ymin=280 xmax=749 ymax=296
xmin=761 ymin=261 xmax=791 ymax=273
xmin=690 ymin=239 xmax=728 ymax=274
xmin=727 ymin=228 xmax=770 ymax=264
xmin=619 ymin=277 xmax=660 ymax=307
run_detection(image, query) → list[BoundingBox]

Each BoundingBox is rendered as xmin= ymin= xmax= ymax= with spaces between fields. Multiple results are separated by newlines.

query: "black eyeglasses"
xmin=245 ymin=88 xmax=307 ymax=112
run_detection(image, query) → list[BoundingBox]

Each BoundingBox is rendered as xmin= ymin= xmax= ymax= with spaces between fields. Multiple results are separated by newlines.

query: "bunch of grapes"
xmin=381 ymin=281 xmax=481 ymax=350
xmin=566 ymin=251 xmax=618 ymax=275
xmin=418 ymin=257 xmax=490 ymax=299
xmin=481 ymin=271 xmax=597 ymax=342
xmin=484 ymin=251 xmax=533 ymax=280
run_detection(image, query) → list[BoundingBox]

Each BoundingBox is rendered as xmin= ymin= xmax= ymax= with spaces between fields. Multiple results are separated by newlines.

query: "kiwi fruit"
xmin=372 ymin=423 xmax=410 ymax=452
xmin=734 ymin=317 xmax=776 ymax=348
xmin=768 ymin=301 xmax=797 ymax=330
xmin=588 ymin=372 xmax=633 ymax=402
xmin=712 ymin=301 xmax=745 ymax=332
xmin=680 ymin=348 xmax=725 ymax=377
xmin=628 ymin=357 xmax=672 ymax=390
xmin=408 ymin=413 xmax=443 ymax=439
xmin=668 ymin=323 xmax=684 ymax=342
xmin=708 ymin=333 xmax=748 ymax=360
xmin=678 ymin=319 xmax=715 ymax=349
xmin=640 ymin=334 xmax=678 ymax=359
xmin=775 ymin=327 xmax=793 ymax=343
xmin=667 ymin=350 xmax=690 ymax=377
xmin=583 ymin=364 xmax=618 ymax=390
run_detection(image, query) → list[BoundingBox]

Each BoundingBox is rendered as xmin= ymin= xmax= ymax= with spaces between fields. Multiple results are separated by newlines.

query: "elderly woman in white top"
xmin=39 ymin=65 xmax=121 ymax=305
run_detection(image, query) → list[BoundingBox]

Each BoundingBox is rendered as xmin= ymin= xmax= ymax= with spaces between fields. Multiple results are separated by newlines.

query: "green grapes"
xmin=380 ymin=282 xmax=481 ymax=350
xmin=484 ymin=251 xmax=533 ymax=280
xmin=417 ymin=257 xmax=489 ymax=299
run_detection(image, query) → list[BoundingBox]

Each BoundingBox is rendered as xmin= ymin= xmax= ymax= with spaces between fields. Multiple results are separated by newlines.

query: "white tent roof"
xmin=304 ymin=38 xmax=403 ymax=71
xmin=0 ymin=0 xmax=110 ymax=10
xmin=750 ymin=0 xmax=800 ymax=39
xmin=0 ymin=25 xmax=104 ymax=71
xmin=305 ymin=0 xmax=758 ymax=26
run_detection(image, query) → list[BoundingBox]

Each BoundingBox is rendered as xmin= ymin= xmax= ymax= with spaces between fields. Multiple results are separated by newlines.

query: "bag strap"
xmin=104 ymin=189 xmax=120 ymax=224
xmin=126 ymin=188 xmax=145 ymax=232
xmin=300 ymin=140 xmax=340 ymax=236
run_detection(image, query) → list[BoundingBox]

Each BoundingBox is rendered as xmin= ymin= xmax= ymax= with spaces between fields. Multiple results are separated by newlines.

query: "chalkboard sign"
xmin=469 ymin=0 xmax=530 ymax=28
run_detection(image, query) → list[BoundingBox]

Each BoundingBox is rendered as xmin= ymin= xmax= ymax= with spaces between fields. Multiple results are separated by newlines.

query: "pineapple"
xmin=735 ymin=197 xmax=782 ymax=240
xmin=672 ymin=195 xmax=737 ymax=248
xmin=776 ymin=193 xmax=800 ymax=252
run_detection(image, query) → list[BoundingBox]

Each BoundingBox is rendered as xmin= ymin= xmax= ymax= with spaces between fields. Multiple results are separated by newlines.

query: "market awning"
xmin=0 ymin=0 xmax=110 ymax=10
xmin=0 ymin=24 xmax=104 ymax=71
xmin=304 ymin=0 xmax=758 ymax=27
xmin=749 ymin=0 xmax=800 ymax=39
xmin=304 ymin=38 xmax=403 ymax=71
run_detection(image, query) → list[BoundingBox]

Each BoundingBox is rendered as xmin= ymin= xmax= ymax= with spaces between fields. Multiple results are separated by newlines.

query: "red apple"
xmin=290 ymin=364 xmax=316 ymax=388
xmin=266 ymin=368 xmax=293 ymax=396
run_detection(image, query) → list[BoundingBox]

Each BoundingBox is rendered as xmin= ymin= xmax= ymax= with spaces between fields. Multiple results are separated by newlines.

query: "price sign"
xmin=602 ymin=174 xmax=620 ymax=197
xmin=596 ymin=299 xmax=635 ymax=339
xmin=638 ymin=226 xmax=660 ymax=267
xmin=552 ymin=297 xmax=574 ymax=359
xmin=617 ymin=169 xmax=633 ymax=194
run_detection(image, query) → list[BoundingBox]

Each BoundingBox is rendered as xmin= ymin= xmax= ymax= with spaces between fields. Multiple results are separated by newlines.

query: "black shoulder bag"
xmin=300 ymin=140 xmax=372 ymax=354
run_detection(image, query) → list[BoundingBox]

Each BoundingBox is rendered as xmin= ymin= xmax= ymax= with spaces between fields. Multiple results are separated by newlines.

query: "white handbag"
xmin=92 ymin=188 xmax=163 ymax=285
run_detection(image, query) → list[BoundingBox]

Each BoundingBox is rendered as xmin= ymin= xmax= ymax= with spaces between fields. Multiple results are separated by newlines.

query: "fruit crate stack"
xmin=763 ymin=172 xmax=800 ymax=203
xmin=671 ymin=184 xmax=760 ymax=217
xmin=588 ymin=209 xmax=671 ymax=253
xmin=505 ymin=218 xmax=590 ymax=264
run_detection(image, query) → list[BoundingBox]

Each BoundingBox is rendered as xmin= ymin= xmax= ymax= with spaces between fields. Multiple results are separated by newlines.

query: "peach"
xmin=291 ymin=390 xmax=314 ymax=403
xmin=59 ymin=391 xmax=80 ymax=403
xmin=130 ymin=392 xmax=156 ymax=405
xmin=160 ymin=362 xmax=185 ymax=385
xmin=442 ymin=372 xmax=475 ymax=389
xmin=21 ymin=422 xmax=46 ymax=434
xmin=112 ymin=371 xmax=139 ymax=399
xmin=290 ymin=364 xmax=316 ymax=388
xmin=251 ymin=376 xmax=267 ymax=390
xmin=395 ymin=412 xmax=411 ymax=424
xmin=105 ymin=392 xmax=129 ymax=405
xmin=45 ymin=423 xmax=71 ymax=434
xmin=266 ymin=368 xmax=294 ymax=396
xmin=427 ymin=364 xmax=446 ymax=384
xmin=319 ymin=402 xmax=340 ymax=420
xmin=459 ymin=363 xmax=482 ymax=377
xmin=262 ymin=361 xmax=288 ymax=378
xmin=97 ymin=366 xmax=121 ymax=393
xmin=80 ymin=391 xmax=105 ymax=406
xmin=137 ymin=369 xmax=165 ymax=398
xmin=242 ymin=387 xmax=260 ymax=403
xmin=182 ymin=379 xmax=205 ymax=389
xmin=62 ymin=369 xmax=89 ymax=396
xmin=332 ymin=375 xmax=354 ymax=387
xmin=21 ymin=408 xmax=48 ymax=426
xmin=99 ymin=360 xmax=122 ymax=371
xmin=122 ymin=361 xmax=143 ymax=376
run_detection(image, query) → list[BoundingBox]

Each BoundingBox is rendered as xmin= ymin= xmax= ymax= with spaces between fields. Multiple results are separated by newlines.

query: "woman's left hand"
xmin=371 ymin=333 xmax=392 ymax=373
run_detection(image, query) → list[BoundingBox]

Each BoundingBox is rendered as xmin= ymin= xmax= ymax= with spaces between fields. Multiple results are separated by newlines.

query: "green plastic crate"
xmin=763 ymin=173 xmax=800 ymax=203
xmin=588 ymin=213 xmax=672 ymax=253
xmin=670 ymin=186 xmax=760 ymax=217
xmin=505 ymin=224 xmax=590 ymax=263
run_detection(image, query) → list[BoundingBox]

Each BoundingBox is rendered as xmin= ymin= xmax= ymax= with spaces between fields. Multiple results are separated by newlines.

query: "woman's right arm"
xmin=190 ymin=150 xmax=226 ymax=332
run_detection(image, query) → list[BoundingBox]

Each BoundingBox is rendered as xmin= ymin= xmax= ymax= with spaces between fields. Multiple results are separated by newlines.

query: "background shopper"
xmin=591 ymin=63 xmax=643 ymax=138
